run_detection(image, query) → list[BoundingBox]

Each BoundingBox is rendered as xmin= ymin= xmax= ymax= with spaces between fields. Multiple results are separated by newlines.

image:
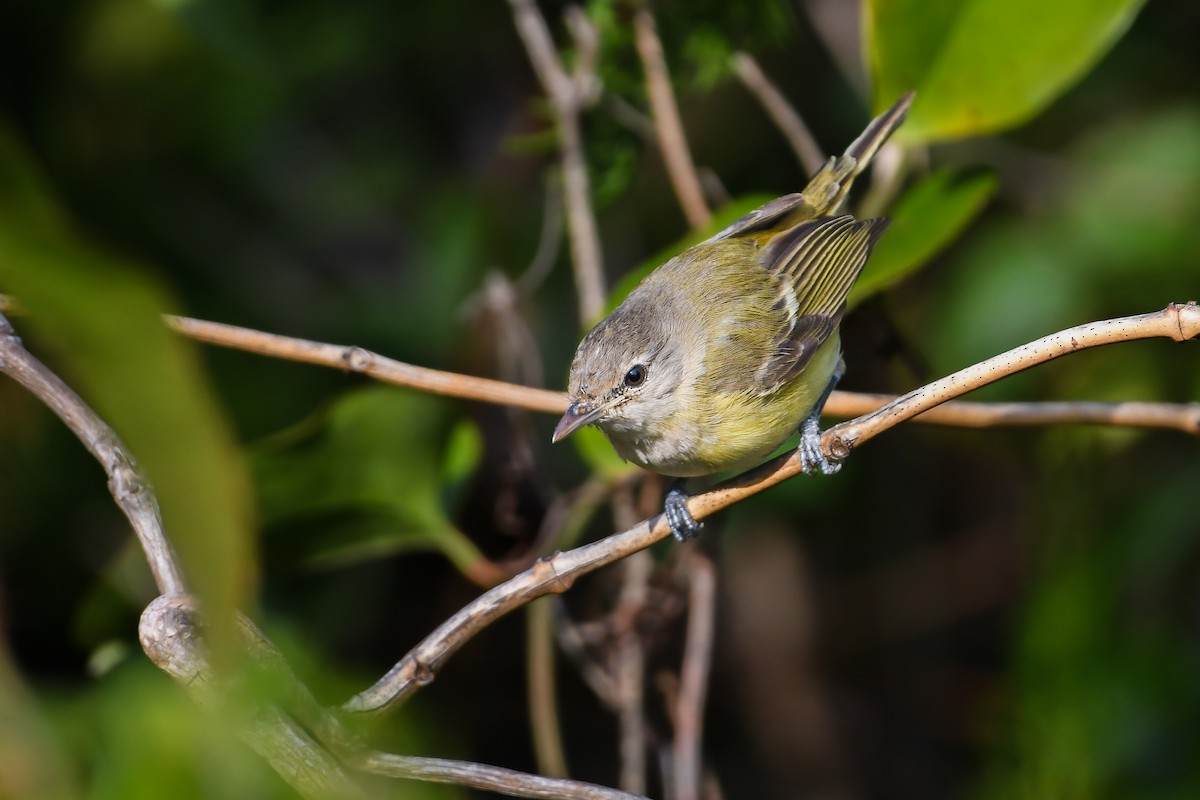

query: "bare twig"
xmin=828 ymin=393 xmax=1200 ymax=432
xmin=139 ymin=595 xmax=366 ymax=800
xmin=731 ymin=52 xmax=825 ymax=176
xmin=212 ymin=316 xmax=1197 ymax=428
xmin=672 ymin=550 xmax=716 ymax=800
xmin=528 ymin=598 xmax=569 ymax=778
xmin=0 ymin=311 xmax=186 ymax=595
xmin=612 ymin=487 xmax=651 ymax=795
xmin=826 ymin=302 xmax=1200 ymax=458
xmin=343 ymin=520 xmax=669 ymax=714
xmin=515 ymin=176 xmax=567 ymax=298
xmin=508 ymin=0 xmax=606 ymax=324
xmin=633 ymin=7 xmax=712 ymax=229
xmin=355 ymin=752 xmax=646 ymax=799
xmin=143 ymin=594 xmax=642 ymax=800
xmin=166 ymin=315 xmax=567 ymax=413
xmin=162 ymin=312 xmax=1200 ymax=434
xmin=343 ymin=303 xmax=1198 ymax=716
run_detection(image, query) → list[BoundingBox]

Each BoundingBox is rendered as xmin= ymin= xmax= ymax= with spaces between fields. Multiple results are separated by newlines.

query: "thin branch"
xmin=508 ymin=0 xmax=606 ymax=324
xmin=515 ymin=176 xmax=567 ymax=298
xmin=355 ymin=752 xmax=646 ymax=799
xmin=166 ymin=315 xmax=567 ymax=413
xmin=828 ymin=393 xmax=1200 ymax=432
xmin=342 ymin=303 xmax=1198 ymax=716
xmin=633 ymin=7 xmax=712 ymax=229
xmin=164 ymin=312 xmax=1200 ymax=435
xmin=612 ymin=487 xmax=651 ymax=795
xmin=528 ymin=598 xmax=569 ymax=778
xmin=140 ymin=595 xmax=367 ymax=800
xmin=0 ymin=311 xmax=186 ymax=595
xmin=731 ymin=52 xmax=825 ymax=176
xmin=142 ymin=595 xmax=641 ymax=800
xmin=672 ymin=550 xmax=716 ymax=800
xmin=343 ymin=520 xmax=668 ymax=714
xmin=826 ymin=302 xmax=1200 ymax=458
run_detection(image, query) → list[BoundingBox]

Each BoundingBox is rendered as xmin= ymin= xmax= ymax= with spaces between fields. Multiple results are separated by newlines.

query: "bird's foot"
xmin=797 ymin=416 xmax=841 ymax=475
xmin=664 ymin=481 xmax=703 ymax=541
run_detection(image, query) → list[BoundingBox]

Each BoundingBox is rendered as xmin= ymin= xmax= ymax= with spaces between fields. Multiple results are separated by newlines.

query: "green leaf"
xmin=0 ymin=130 xmax=256 ymax=654
xmin=849 ymin=168 xmax=997 ymax=307
xmin=867 ymin=0 xmax=1146 ymax=142
xmin=251 ymin=386 xmax=486 ymax=574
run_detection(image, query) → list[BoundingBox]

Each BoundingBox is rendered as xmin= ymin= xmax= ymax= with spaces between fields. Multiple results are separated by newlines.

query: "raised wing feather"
xmin=754 ymin=214 xmax=890 ymax=390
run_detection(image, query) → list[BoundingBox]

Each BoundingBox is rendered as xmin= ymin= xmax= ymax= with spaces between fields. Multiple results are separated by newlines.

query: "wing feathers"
xmin=755 ymin=215 xmax=890 ymax=389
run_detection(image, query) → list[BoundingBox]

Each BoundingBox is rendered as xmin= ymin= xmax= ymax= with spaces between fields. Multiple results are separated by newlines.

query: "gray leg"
xmin=664 ymin=479 xmax=702 ymax=541
xmin=797 ymin=361 xmax=844 ymax=475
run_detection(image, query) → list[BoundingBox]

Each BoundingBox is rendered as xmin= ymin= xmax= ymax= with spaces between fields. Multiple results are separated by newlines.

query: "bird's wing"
xmin=753 ymin=214 xmax=890 ymax=391
xmin=706 ymin=193 xmax=824 ymax=243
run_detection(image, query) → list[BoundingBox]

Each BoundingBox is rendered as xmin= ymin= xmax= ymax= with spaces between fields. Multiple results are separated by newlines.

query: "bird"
xmin=553 ymin=92 xmax=913 ymax=540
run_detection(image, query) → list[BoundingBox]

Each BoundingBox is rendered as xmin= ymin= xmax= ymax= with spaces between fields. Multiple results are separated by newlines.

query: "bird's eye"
xmin=624 ymin=365 xmax=647 ymax=387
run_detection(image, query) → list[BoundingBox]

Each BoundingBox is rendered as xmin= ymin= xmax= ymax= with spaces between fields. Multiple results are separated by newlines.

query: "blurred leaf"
xmin=0 ymin=130 xmax=257 ymax=653
xmin=867 ymin=0 xmax=1146 ymax=142
xmin=0 ymin=650 xmax=80 ymax=800
xmin=570 ymin=424 xmax=638 ymax=479
xmin=978 ymin=462 xmax=1200 ymax=798
xmin=605 ymin=194 xmax=773 ymax=315
xmin=441 ymin=418 xmax=483 ymax=486
xmin=252 ymin=386 xmax=486 ymax=574
xmin=923 ymin=105 xmax=1200 ymax=393
xmin=849 ymin=168 xmax=996 ymax=307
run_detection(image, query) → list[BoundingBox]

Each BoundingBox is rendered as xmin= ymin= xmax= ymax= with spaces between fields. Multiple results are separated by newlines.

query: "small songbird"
xmin=553 ymin=92 xmax=913 ymax=540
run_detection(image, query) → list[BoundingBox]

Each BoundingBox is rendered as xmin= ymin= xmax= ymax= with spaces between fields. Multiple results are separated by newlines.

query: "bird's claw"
xmin=665 ymin=482 xmax=702 ymax=541
xmin=797 ymin=417 xmax=841 ymax=475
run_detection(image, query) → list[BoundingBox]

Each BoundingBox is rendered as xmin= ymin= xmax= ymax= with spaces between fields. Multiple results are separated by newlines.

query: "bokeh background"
xmin=1 ymin=0 xmax=1198 ymax=797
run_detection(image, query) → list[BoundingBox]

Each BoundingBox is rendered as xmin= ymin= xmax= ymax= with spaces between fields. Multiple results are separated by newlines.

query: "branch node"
xmin=536 ymin=551 xmax=575 ymax=594
xmin=342 ymin=346 xmax=373 ymax=372
xmin=826 ymin=433 xmax=854 ymax=461
xmin=410 ymin=656 xmax=436 ymax=687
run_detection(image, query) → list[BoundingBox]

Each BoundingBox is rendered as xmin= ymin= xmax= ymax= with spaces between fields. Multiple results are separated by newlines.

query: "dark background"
xmin=1 ymin=1 xmax=1198 ymax=797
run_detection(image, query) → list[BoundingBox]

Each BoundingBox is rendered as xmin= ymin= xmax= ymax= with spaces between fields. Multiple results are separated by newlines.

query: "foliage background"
xmin=0 ymin=0 xmax=1198 ymax=797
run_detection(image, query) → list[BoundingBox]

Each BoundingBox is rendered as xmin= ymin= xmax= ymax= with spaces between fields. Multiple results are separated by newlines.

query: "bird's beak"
xmin=552 ymin=401 xmax=604 ymax=443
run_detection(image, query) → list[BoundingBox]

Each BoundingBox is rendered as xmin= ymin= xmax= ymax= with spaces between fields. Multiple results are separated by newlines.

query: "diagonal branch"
xmin=731 ymin=52 xmax=825 ymax=176
xmin=826 ymin=302 xmax=1200 ymax=457
xmin=0 ymin=311 xmax=186 ymax=595
xmin=341 ymin=302 xmax=1199 ymax=716
xmin=508 ymin=0 xmax=606 ymax=324
xmin=633 ymin=6 xmax=712 ymax=229
xmin=142 ymin=594 xmax=646 ymax=800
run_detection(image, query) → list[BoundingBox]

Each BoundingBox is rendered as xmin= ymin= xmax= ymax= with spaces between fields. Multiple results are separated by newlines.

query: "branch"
xmin=672 ymin=550 xmax=716 ymax=800
xmin=612 ymin=487 xmax=651 ymax=795
xmin=633 ymin=7 xmax=712 ymax=229
xmin=139 ymin=595 xmax=366 ymax=800
xmin=342 ymin=303 xmax=1198 ymax=715
xmin=528 ymin=598 xmax=569 ymax=778
xmin=829 ymin=392 xmax=1200 ymax=432
xmin=354 ymin=752 xmax=646 ymax=799
xmin=0 ymin=311 xmax=186 ymax=595
xmin=142 ymin=595 xmax=642 ymax=800
xmin=731 ymin=52 xmax=825 ymax=176
xmin=165 ymin=315 xmax=567 ymax=413
xmin=826 ymin=302 xmax=1200 ymax=457
xmin=165 ymin=312 xmax=1200 ymax=435
xmin=508 ymin=0 xmax=606 ymax=324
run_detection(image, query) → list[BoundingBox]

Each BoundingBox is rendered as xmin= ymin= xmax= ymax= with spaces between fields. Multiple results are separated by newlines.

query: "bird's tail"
xmin=804 ymin=91 xmax=914 ymax=215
